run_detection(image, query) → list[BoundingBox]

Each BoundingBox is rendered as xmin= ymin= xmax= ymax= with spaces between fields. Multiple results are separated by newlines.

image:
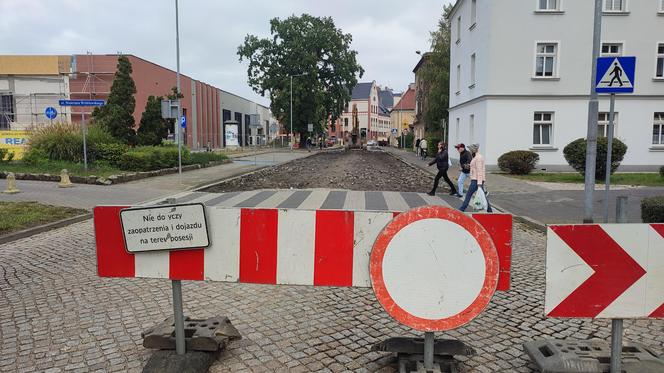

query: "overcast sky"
xmin=0 ymin=0 xmax=452 ymax=106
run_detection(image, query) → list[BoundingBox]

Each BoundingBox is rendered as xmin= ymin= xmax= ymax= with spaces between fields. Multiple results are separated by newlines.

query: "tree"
xmin=92 ymin=55 xmax=137 ymax=145
xmin=137 ymin=96 xmax=169 ymax=146
xmin=420 ymin=5 xmax=453 ymax=138
xmin=238 ymin=14 xmax=364 ymax=143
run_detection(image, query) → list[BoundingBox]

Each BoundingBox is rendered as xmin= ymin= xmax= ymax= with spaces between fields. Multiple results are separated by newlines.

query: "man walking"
xmin=459 ymin=143 xmax=492 ymax=213
xmin=454 ymin=143 xmax=471 ymax=198
xmin=427 ymin=142 xmax=457 ymax=196
xmin=415 ymin=138 xmax=421 ymax=157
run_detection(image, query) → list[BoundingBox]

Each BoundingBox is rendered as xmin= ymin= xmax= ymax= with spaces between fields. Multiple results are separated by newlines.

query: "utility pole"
xmin=175 ymin=0 xmax=182 ymax=176
xmin=583 ymin=0 xmax=603 ymax=223
xmin=290 ymin=75 xmax=293 ymax=150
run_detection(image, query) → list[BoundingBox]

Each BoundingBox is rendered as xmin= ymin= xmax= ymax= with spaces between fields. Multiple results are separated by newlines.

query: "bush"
xmin=641 ymin=196 xmax=664 ymax=223
xmin=28 ymin=123 xmax=119 ymax=163
xmin=119 ymin=145 xmax=191 ymax=171
xmin=90 ymin=143 xmax=129 ymax=167
xmin=660 ymin=166 xmax=664 ymax=179
xmin=21 ymin=148 xmax=48 ymax=165
xmin=498 ymin=150 xmax=540 ymax=175
xmin=563 ymin=137 xmax=628 ymax=180
xmin=0 ymin=148 xmax=13 ymax=162
xmin=188 ymin=152 xmax=228 ymax=166
xmin=425 ymin=136 xmax=441 ymax=157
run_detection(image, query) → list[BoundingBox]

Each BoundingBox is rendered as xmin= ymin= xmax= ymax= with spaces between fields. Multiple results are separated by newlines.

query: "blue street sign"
xmin=180 ymin=116 xmax=186 ymax=129
xmin=45 ymin=107 xmax=57 ymax=120
xmin=391 ymin=128 xmax=398 ymax=135
xmin=58 ymin=99 xmax=106 ymax=107
xmin=595 ymin=56 xmax=636 ymax=94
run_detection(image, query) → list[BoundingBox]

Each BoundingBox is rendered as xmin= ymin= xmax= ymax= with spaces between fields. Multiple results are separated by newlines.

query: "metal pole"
xmin=583 ymin=0 xmax=603 ymax=223
xmin=172 ymin=280 xmax=186 ymax=355
xmin=610 ymin=195 xmax=627 ymax=373
xmin=603 ymin=93 xmax=616 ymax=223
xmin=290 ymin=75 xmax=294 ymax=150
xmin=82 ymin=112 xmax=88 ymax=171
xmin=423 ymin=332 xmax=434 ymax=371
xmin=175 ymin=0 xmax=182 ymax=176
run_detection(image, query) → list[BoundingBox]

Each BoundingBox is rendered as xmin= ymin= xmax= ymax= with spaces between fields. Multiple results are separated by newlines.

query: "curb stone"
xmin=0 ymin=213 xmax=92 ymax=245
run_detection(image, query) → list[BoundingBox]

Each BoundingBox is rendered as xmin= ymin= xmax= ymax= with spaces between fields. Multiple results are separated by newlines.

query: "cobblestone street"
xmin=1 ymin=220 xmax=662 ymax=372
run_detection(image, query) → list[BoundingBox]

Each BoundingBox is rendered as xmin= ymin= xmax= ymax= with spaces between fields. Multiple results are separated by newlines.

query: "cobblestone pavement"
xmin=1 ymin=221 xmax=662 ymax=372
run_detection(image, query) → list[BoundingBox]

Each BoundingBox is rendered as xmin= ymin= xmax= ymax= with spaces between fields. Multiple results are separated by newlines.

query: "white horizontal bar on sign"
xmin=204 ymin=207 xmax=241 ymax=282
xmin=353 ymin=211 xmax=394 ymax=287
xmin=277 ymin=209 xmax=315 ymax=285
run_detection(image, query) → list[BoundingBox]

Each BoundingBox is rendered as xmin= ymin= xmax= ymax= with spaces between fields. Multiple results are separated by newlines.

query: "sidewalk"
xmin=385 ymin=147 xmax=664 ymax=225
xmin=0 ymin=150 xmax=311 ymax=210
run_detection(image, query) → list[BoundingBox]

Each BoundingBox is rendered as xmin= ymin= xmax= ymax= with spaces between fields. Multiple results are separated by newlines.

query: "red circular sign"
xmin=370 ymin=206 xmax=498 ymax=331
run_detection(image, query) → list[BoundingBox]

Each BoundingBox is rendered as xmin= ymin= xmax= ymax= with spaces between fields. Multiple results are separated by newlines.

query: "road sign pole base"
xmin=372 ymin=336 xmax=475 ymax=373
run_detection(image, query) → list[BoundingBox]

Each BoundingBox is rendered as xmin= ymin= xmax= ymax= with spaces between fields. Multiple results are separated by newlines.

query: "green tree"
xmin=238 ymin=14 xmax=364 ymax=143
xmin=420 ymin=5 xmax=453 ymax=139
xmin=92 ymin=55 xmax=137 ymax=145
xmin=136 ymin=96 xmax=169 ymax=146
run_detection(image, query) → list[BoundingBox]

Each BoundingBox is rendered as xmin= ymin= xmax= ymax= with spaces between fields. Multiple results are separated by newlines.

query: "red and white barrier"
xmin=94 ymin=206 xmax=512 ymax=290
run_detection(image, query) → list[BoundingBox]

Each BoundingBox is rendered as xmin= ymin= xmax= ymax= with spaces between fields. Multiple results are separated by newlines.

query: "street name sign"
xmin=370 ymin=206 xmax=499 ymax=331
xmin=45 ymin=107 xmax=57 ymax=120
xmin=120 ymin=203 xmax=210 ymax=253
xmin=546 ymin=224 xmax=664 ymax=319
xmin=59 ymin=99 xmax=106 ymax=107
xmin=595 ymin=56 xmax=636 ymax=94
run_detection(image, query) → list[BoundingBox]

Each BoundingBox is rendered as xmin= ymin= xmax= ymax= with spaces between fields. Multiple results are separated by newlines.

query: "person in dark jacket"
xmin=455 ymin=143 xmax=472 ymax=198
xmin=427 ymin=142 xmax=458 ymax=196
xmin=415 ymin=138 xmax=421 ymax=157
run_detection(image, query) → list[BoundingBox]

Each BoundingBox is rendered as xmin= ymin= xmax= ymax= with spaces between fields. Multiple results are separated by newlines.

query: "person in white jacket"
xmin=459 ymin=143 xmax=492 ymax=213
xmin=419 ymin=138 xmax=428 ymax=160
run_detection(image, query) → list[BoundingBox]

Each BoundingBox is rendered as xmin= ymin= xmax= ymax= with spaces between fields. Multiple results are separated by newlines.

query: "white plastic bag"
xmin=472 ymin=187 xmax=488 ymax=211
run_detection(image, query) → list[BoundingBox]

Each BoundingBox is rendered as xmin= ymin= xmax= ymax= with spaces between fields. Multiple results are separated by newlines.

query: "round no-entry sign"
xmin=370 ymin=206 xmax=498 ymax=331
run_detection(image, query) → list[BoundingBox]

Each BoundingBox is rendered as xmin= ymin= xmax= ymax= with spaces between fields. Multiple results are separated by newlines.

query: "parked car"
xmin=326 ymin=137 xmax=336 ymax=147
xmin=366 ymin=140 xmax=380 ymax=151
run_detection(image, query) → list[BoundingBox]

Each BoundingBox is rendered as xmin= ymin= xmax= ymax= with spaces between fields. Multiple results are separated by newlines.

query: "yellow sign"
xmin=0 ymin=130 xmax=31 ymax=160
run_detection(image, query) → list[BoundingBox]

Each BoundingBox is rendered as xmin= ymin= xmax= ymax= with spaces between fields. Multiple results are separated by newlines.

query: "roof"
xmin=378 ymin=89 xmax=394 ymax=108
xmin=412 ymin=53 xmax=432 ymax=73
xmin=391 ymin=87 xmax=415 ymax=111
xmin=351 ymin=82 xmax=373 ymax=100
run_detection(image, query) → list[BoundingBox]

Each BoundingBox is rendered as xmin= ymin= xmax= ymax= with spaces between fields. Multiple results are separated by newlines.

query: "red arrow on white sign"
xmin=546 ymin=224 xmax=664 ymax=319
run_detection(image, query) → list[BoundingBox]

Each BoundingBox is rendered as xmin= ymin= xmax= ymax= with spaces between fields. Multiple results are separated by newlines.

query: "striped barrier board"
xmin=95 ymin=191 xmax=512 ymax=290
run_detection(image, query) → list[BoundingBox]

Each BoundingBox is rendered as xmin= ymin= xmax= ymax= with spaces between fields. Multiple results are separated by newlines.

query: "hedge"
xmin=641 ymin=196 xmax=664 ymax=223
xmin=498 ymin=150 xmax=540 ymax=175
xmin=119 ymin=146 xmax=191 ymax=171
xmin=660 ymin=166 xmax=664 ymax=179
xmin=563 ymin=137 xmax=627 ymax=180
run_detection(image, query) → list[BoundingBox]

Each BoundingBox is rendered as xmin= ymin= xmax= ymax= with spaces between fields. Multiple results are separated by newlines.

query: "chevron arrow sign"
xmin=545 ymin=224 xmax=664 ymax=319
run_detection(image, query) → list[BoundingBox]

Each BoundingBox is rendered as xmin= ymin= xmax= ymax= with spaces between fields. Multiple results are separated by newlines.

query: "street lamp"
xmin=289 ymin=73 xmax=307 ymax=150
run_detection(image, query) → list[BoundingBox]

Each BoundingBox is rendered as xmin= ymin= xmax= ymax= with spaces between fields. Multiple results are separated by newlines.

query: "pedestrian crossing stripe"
xmin=595 ymin=56 xmax=636 ymax=94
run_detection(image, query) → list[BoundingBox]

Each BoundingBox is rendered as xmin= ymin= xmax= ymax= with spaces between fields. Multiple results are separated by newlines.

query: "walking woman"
xmin=459 ymin=143 xmax=492 ymax=212
xmin=427 ymin=142 xmax=457 ymax=196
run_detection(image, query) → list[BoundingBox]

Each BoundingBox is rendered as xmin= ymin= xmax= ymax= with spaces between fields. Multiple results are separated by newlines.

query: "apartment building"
xmin=448 ymin=0 xmax=664 ymax=170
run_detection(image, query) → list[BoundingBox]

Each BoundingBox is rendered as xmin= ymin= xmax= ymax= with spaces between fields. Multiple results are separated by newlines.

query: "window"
xmin=657 ymin=43 xmax=664 ymax=78
xmin=456 ymin=64 xmax=461 ymax=93
xmin=456 ymin=16 xmax=461 ymax=43
xmin=469 ymin=115 xmax=475 ymax=142
xmin=538 ymin=0 xmax=559 ymax=11
xmin=533 ymin=112 xmax=553 ymax=145
xmin=597 ymin=112 xmax=618 ymax=137
xmin=344 ymin=118 xmax=348 ymax=128
xmin=471 ymin=0 xmax=477 ymax=26
xmin=470 ymin=54 xmax=477 ymax=87
xmin=604 ymin=0 xmax=626 ymax=12
xmin=455 ymin=118 xmax=460 ymax=144
xmin=660 ymin=0 xmax=664 ymax=12
xmin=653 ymin=112 xmax=664 ymax=145
xmin=601 ymin=43 xmax=623 ymax=57
xmin=0 ymin=95 xmax=14 ymax=129
xmin=535 ymin=43 xmax=558 ymax=77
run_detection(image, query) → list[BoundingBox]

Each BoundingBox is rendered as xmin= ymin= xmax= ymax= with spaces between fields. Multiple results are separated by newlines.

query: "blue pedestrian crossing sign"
xmin=44 ymin=107 xmax=57 ymax=120
xmin=595 ymin=56 xmax=636 ymax=94
xmin=180 ymin=116 xmax=186 ymax=128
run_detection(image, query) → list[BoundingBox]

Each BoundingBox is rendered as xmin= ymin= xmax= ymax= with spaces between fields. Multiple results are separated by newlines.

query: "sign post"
xmin=120 ymin=201 xmax=210 ymax=356
xmin=595 ymin=56 xmax=635 ymax=226
xmin=370 ymin=206 xmax=499 ymax=370
xmin=59 ymin=100 xmax=105 ymax=171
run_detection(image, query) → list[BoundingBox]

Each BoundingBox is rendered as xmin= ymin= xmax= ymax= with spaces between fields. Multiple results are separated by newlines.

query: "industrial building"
xmin=0 ymin=54 xmax=275 ymax=149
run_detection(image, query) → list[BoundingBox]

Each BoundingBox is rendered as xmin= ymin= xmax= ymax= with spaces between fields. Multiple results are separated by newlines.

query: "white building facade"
xmin=448 ymin=0 xmax=664 ymax=170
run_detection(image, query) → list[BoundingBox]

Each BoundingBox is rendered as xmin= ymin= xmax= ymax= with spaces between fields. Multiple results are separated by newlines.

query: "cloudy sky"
xmin=1 ymin=0 xmax=452 ymax=106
